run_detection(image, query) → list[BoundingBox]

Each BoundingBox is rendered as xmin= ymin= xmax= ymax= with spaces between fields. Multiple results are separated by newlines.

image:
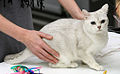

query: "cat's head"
xmin=82 ymin=4 xmax=109 ymax=34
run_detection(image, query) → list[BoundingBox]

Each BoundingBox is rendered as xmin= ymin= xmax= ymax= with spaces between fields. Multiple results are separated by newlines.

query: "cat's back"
xmin=40 ymin=18 xmax=81 ymax=33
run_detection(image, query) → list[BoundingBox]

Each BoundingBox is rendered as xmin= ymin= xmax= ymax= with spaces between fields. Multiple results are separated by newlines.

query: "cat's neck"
xmin=85 ymin=30 xmax=108 ymax=43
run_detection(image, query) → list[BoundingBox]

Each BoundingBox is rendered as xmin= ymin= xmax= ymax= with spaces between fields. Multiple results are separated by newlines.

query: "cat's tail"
xmin=4 ymin=48 xmax=33 ymax=64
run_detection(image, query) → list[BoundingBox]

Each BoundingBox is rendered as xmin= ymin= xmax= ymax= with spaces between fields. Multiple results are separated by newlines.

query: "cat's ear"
xmin=99 ymin=4 xmax=109 ymax=14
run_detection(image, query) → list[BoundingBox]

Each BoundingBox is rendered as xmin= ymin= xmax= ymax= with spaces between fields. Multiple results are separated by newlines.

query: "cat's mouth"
xmin=98 ymin=30 xmax=102 ymax=31
xmin=97 ymin=30 xmax=102 ymax=32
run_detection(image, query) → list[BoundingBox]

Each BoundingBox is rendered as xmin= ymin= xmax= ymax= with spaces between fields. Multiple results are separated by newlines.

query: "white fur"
xmin=4 ymin=4 xmax=109 ymax=71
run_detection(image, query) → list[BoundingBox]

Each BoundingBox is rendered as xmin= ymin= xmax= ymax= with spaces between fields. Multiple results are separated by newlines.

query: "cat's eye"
xmin=91 ymin=21 xmax=96 ymax=25
xmin=101 ymin=20 xmax=105 ymax=23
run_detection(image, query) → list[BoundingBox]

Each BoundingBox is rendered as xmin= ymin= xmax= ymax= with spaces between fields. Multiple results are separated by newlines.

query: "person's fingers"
xmin=38 ymin=47 xmax=59 ymax=63
xmin=80 ymin=14 xmax=85 ymax=19
xmin=34 ymin=50 xmax=56 ymax=64
xmin=40 ymin=39 xmax=60 ymax=57
xmin=38 ymin=31 xmax=53 ymax=40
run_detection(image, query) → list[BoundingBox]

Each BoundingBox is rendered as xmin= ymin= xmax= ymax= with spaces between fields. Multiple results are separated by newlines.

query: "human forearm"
xmin=0 ymin=14 xmax=59 ymax=63
xmin=0 ymin=14 xmax=28 ymax=42
xmin=58 ymin=0 xmax=85 ymax=19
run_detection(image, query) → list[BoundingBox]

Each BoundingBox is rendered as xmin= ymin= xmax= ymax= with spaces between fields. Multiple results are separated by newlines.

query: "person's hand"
xmin=21 ymin=30 xmax=59 ymax=64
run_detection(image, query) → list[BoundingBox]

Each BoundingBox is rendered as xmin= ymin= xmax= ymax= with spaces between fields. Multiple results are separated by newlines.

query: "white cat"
xmin=4 ymin=4 xmax=109 ymax=71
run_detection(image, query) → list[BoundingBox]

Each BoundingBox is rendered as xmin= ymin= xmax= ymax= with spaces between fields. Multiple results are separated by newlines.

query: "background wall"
xmin=32 ymin=0 xmax=120 ymax=33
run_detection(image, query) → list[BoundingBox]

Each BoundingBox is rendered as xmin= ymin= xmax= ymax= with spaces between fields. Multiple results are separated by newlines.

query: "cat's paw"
xmin=49 ymin=62 xmax=78 ymax=68
xmin=48 ymin=63 xmax=69 ymax=68
xmin=90 ymin=64 xmax=104 ymax=71
xmin=94 ymin=65 xmax=104 ymax=71
xmin=49 ymin=63 xmax=60 ymax=68
xmin=69 ymin=62 xmax=78 ymax=68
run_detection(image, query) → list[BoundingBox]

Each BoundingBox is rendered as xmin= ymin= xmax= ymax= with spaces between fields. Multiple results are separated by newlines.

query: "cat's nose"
xmin=97 ymin=26 xmax=101 ymax=29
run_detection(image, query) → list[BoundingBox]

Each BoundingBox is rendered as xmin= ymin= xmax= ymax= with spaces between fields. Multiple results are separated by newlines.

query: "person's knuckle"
xmin=39 ymin=41 xmax=44 ymax=45
xmin=37 ymin=41 xmax=41 ymax=45
xmin=40 ymin=32 xmax=45 ymax=35
xmin=34 ymin=46 xmax=40 ymax=50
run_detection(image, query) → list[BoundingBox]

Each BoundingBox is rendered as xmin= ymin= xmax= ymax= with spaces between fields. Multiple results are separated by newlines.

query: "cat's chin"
xmin=96 ymin=30 xmax=103 ymax=33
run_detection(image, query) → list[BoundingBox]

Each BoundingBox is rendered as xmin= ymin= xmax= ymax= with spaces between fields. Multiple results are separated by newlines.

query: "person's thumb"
xmin=38 ymin=31 xmax=53 ymax=40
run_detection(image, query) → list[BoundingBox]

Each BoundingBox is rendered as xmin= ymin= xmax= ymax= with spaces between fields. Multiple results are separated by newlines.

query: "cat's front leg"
xmin=49 ymin=55 xmax=78 ymax=68
xmin=78 ymin=50 xmax=104 ymax=71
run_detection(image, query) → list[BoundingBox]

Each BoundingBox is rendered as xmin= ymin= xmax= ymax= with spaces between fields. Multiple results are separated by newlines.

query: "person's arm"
xmin=0 ymin=14 xmax=59 ymax=64
xmin=0 ymin=14 xmax=28 ymax=41
xmin=58 ymin=0 xmax=85 ymax=20
xmin=116 ymin=1 xmax=120 ymax=17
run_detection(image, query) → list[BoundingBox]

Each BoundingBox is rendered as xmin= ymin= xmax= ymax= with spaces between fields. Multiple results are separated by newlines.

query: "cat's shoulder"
xmin=54 ymin=18 xmax=79 ymax=23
